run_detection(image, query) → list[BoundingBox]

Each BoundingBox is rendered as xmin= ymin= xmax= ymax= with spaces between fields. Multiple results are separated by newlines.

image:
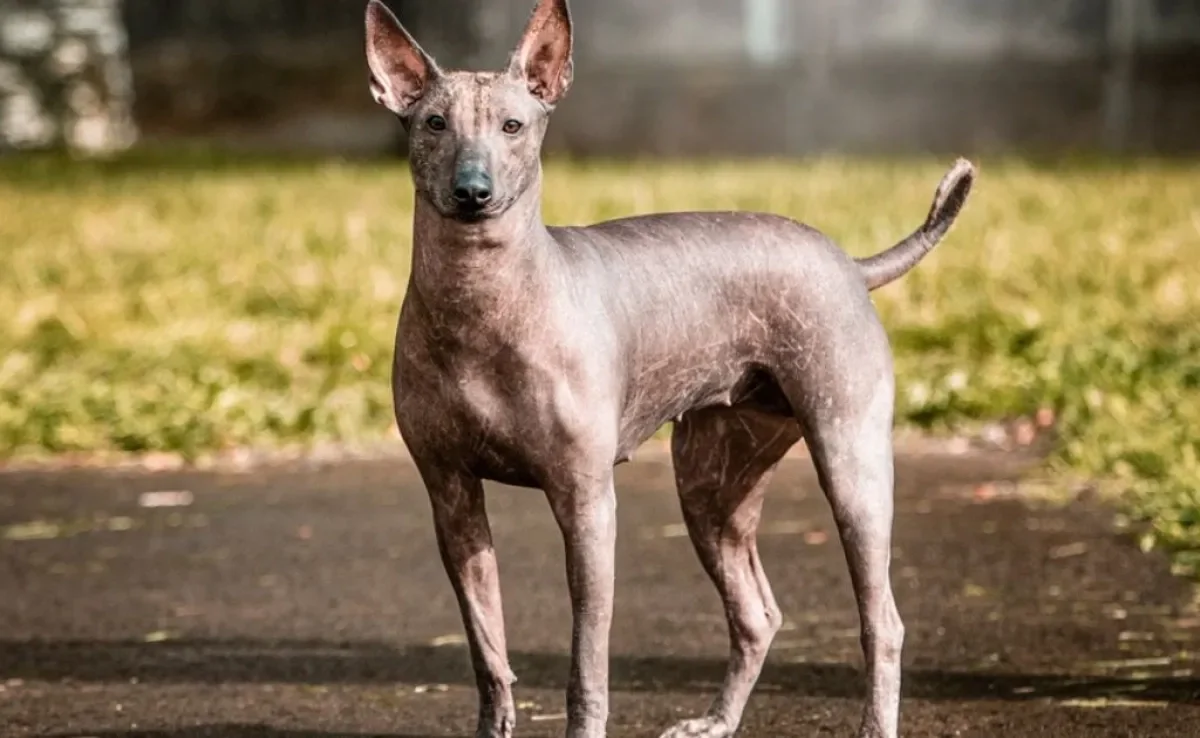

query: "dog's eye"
xmin=426 ymin=115 xmax=447 ymax=132
xmin=502 ymin=119 xmax=523 ymax=135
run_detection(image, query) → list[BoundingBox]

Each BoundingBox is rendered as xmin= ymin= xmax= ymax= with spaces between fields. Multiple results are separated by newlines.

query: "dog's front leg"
xmin=545 ymin=468 xmax=618 ymax=738
xmin=423 ymin=468 xmax=517 ymax=738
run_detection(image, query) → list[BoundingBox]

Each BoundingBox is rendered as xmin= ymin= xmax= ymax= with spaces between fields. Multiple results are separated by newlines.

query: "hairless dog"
xmin=365 ymin=1 xmax=975 ymax=736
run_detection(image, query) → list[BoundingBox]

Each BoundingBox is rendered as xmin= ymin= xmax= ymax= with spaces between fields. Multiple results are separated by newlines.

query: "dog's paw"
xmin=474 ymin=708 xmax=515 ymax=738
xmin=658 ymin=717 xmax=735 ymax=738
xmin=474 ymin=722 xmax=513 ymax=738
xmin=854 ymin=714 xmax=896 ymax=738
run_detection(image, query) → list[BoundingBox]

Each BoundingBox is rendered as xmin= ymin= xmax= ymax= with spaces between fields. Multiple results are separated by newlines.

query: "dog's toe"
xmin=474 ymin=708 xmax=515 ymax=738
xmin=658 ymin=717 xmax=735 ymax=738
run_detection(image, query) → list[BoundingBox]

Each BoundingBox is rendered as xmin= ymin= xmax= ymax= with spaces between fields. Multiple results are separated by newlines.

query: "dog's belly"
xmin=466 ymin=438 xmax=544 ymax=488
xmin=616 ymin=362 xmax=794 ymax=459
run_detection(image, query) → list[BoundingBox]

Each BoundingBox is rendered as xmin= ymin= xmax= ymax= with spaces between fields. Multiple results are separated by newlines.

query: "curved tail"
xmin=857 ymin=158 xmax=976 ymax=291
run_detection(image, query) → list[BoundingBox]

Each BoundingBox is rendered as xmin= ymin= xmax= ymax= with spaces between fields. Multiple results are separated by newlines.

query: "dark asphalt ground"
xmin=1 ymin=449 xmax=1198 ymax=737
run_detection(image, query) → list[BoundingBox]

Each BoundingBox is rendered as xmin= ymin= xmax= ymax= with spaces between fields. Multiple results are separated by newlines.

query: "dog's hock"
xmin=365 ymin=0 xmax=439 ymax=117
xmin=508 ymin=0 xmax=574 ymax=106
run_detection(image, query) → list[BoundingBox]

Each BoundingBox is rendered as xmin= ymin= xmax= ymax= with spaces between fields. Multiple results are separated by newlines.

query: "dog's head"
xmin=365 ymin=0 xmax=572 ymax=223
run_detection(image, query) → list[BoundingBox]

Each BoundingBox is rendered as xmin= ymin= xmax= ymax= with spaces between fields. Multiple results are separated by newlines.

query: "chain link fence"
xmin=3 ymin=0 xmax=1199 ymax=155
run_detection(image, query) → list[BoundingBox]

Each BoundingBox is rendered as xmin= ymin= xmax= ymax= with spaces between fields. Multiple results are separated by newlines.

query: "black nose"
xmin=453 ymin=170 xmax=493 ymax=209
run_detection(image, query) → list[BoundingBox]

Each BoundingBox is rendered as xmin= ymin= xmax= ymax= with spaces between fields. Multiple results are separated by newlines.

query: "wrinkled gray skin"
xmin=365 ymin=1 xmax=975 ymax=737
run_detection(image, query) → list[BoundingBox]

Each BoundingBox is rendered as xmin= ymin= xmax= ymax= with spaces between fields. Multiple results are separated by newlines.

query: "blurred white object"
xmin=138 ymin=490 xmax=194 ymax=508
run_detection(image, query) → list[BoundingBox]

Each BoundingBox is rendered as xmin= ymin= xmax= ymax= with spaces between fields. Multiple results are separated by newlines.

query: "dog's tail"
xmin=856 ymin=158 xmax=975 ymax=291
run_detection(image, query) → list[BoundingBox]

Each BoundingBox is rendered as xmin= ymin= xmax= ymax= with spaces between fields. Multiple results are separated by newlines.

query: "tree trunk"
xmin=0 ymin=0 xmax=136 ymax=154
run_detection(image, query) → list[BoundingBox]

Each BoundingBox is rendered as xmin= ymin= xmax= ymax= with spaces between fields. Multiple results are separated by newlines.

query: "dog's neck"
xmin=408 ymin=178 xmax=556 ymax=331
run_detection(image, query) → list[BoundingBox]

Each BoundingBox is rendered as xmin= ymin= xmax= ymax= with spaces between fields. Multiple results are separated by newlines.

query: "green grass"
xmin=1 ymin=149 xmax=1198 ymax=573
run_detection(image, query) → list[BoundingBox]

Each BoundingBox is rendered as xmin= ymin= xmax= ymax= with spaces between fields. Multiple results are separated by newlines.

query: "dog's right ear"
xmin=365 ymin=0 xmax=437 ymax=118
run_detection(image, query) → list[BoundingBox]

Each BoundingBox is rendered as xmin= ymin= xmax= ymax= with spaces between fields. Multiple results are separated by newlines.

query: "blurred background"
xmin=2 ymin=0 xmax=1200 ymax=157
xmin=0 ymin=1 xmax=1198 ymax=572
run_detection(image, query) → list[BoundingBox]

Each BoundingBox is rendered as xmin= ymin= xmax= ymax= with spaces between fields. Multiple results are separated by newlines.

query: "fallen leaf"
xmin=1104 ymin=605 xmax=1129 ymax=621
xmin=140 ymin=452 xmax=185 ymax=471
xmin=1060 ymin=698 xmax=1167 ymax=709
xmin=430 ymin=634 xmax=467 ymax=647
xmin=138 ymin=490 xmax=194 ymax=508
xmin=1049 ymin=542 xmax=1088 ymax=559
xmin=760 ymin=520 xmax=809 ymax=536
xmin=979 ymin=424 xmax=1008 ymax=447
xmin=945 ymin=437 xmax=971 ymax=455
xmin=4 ymin=520 xmax=61 ymax=541
xmin=1090 ymin=656 xmax=1172 ymax=669
xmin=1013 ymin=420 xmax=1036 ymax=446
xmin=654 ymin=523 xmax=689 ymax=539
xmin=973 ymin=483 xmax=996 ymax=502
xmin=962 ymin=583 xmax=988 ymax=598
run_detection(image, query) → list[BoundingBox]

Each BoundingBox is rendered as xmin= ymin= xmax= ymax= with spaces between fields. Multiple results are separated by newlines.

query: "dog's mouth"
xmin=449 ymin=202 xmax=502 ymax=223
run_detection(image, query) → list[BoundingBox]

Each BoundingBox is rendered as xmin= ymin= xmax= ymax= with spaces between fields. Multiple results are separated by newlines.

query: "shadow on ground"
xmin=42 ymin=729 xmax=430 ymax=738
xmin=4 ymin=639 xmax=1197 ymax=705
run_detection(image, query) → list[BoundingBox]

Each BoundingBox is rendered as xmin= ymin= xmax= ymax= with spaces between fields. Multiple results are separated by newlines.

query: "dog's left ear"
xmin=507 ymin=0 xmax=573 ymax=107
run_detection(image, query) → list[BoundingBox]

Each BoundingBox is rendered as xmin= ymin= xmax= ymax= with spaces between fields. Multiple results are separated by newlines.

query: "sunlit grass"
xmin=1 ymin=149 xmax=1197 ymax=573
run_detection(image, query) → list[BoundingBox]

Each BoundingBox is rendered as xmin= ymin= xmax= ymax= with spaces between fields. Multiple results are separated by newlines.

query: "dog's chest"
xmin=452 ymin=377 xmax=542 ymax=486
xmin=397 ymin=336 xmax=604 ymax=487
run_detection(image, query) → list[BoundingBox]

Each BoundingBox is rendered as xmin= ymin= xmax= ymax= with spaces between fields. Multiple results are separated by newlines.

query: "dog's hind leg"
xmin=660 ymin=406 xmax=801 ymax=738
xmin=788 ymin=340 xmax=904 ymax=738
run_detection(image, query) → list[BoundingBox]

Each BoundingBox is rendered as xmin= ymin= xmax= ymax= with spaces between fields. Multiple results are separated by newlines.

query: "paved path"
xmin=1 ymin=450 xmax=1198 ymax=737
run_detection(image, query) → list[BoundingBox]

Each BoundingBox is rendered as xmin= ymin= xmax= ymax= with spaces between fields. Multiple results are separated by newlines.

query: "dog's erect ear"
xmin=507 ymin=0 xmax=573 ymax=107
xmin=365 ymin=0 xmax=437 ymax=117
